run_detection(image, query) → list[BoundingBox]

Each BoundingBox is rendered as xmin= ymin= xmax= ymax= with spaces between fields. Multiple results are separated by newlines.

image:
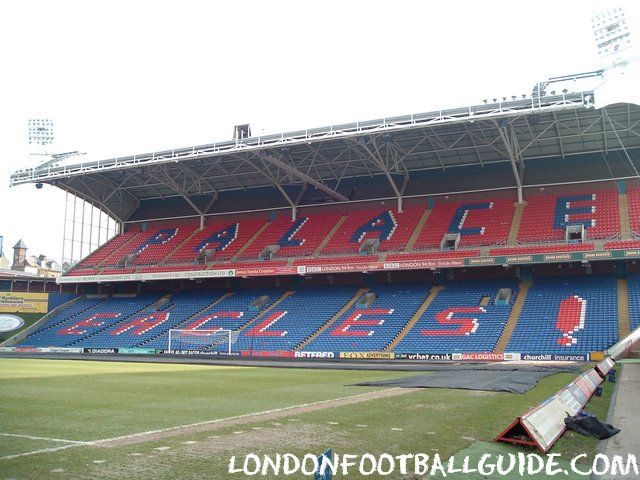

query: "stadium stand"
xmin=132 ymin=227 xmax=194 ymax=265
xmin=143 ymin=287 xmax=286 ymax=350
xmin=626 ymin=274 xmax=640 ymax=331
xmin=394 ymin=279 xmax=519 ymax=354
xmin=76 ymin=290 xmax=227 ymax=349
xmin=517 ymin=190 xmax=620 ymax=243
xmin=21 ymin=295 xmax=160 ymax=347
xmin=64 ymin=185 xmax=635 ymax=279
xmin=412 ymin=200 xmax=514 ymax=250
xmin=76 ymin=231 xmax=138 ymax=268
xmin=20 ymin=297 xmax=109 ymax=343
xmin=234 ymin=285 xmax=358 ymax=352
xmin=164 ymin=219 xmax=265 ymax=264
xmin=319 ymin=206 xmax=425 ymax=255
xmin=238 ymin=213 xmax=342 ymax=259
xmin=15 ymin=272 xmax=626 ymax=356
xmin=506 ymin=275 xmax=618 ymax=354
xmin=303 ymin=282 xmax=431 ymax=352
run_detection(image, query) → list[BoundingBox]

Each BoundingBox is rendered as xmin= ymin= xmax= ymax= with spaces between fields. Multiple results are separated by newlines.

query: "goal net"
xmin=167 ymin=329 xmax=238 ymax=354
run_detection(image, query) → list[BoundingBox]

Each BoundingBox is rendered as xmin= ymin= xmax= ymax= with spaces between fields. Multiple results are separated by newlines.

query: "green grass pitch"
xmin=0 ymin=358 xmax=612 ymax=479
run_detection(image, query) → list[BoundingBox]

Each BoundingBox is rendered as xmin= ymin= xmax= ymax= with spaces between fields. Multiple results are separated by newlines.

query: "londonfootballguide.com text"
xmin=228 ymin=452 xmax=638 ymax=477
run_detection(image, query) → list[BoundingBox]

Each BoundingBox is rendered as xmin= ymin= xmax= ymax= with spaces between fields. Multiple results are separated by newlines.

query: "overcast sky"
xmin=0 ymin=0 xmax=637 ymax=265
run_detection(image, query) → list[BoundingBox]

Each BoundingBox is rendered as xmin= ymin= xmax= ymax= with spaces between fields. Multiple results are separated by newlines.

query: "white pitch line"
xmin=1 ymin=388 xmax=403 ymax=461
xmin=0 ymin=433 xmax=91 ymax=445
xmin=92 ymin=388 xmax=401 ymax=446
xmin=0 ymin=443 xmax=84 ymax=461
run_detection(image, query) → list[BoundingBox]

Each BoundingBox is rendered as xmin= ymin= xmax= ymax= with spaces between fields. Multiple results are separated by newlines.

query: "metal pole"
xmin=62 ymin=191 xmax=68 ymax=268
xmin=70 ymin=194 xmax=77 ymax=265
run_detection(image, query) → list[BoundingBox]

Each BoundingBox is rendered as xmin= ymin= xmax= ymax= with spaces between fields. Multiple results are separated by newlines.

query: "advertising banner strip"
xmin=339 ymin=352 xmax=395 ymax=360
xmin=59 ymin=248 xmax=640 ymax=283
xmin=118 ymin=348 xmax=156 ymax=355
xmin=83 ymin=348 xmax=119 ymax=354
xmin=0 ymin=292 xmax=49 ymax=313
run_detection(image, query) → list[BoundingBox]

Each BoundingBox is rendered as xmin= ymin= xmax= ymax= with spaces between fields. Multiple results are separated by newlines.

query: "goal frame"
xmin=168 ymin=329 xmax=234 ymax=354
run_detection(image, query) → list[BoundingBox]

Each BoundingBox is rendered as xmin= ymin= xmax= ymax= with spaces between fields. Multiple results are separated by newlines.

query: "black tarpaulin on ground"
xmin=351 ymin=364 xmax=581 ymax=393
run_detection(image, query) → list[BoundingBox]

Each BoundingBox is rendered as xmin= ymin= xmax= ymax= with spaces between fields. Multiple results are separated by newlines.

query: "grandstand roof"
xmin=10 ymin=90 xmax=640 ymax=221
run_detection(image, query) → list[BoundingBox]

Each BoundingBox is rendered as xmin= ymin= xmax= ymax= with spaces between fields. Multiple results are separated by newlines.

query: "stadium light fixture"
xmin=28 ymin=118 xmax=54 ymax=146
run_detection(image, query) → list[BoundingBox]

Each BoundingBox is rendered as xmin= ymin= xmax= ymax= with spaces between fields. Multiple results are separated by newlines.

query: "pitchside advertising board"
xmin=0 ymin=292 xmax=48 ymax=314
xmin=495 ymin=366 xmax=605 ymax=452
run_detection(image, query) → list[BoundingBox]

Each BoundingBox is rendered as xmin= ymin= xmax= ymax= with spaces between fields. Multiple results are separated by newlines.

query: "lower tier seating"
xmin=17 ymin=275 xmax=623 ymax=355
xmin=234 ymin=285 xmax=358 ymax=352
xmin=626 ymin=274 xmax=640 ymax=331
xmin=304 ymin=282 xmax=431 ymax=352
xmin=506 ymin=275 xmax=618 ymax=354
xmin=395 ymin=279 xmax=519 ymax=354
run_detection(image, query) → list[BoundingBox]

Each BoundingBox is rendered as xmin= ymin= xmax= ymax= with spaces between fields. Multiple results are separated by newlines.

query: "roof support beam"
xmin=149 ymin=170 xmax=208 ymax=227
xmin=347 ymin=137 xmax=407 ymax=210
xmin=246 ymin=156 xmax=299 ymax=220
xmin=257 ymin=152 xmax=349 ymax=202
xmin=495 ymin=120 xmax=524 ymax=204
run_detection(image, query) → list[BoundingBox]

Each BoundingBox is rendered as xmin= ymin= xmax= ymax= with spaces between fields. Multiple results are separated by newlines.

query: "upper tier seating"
xmin=164 ymin=218 xmax=266 ymax=264
xmin=304 ymin=282 xmax=431 ymax=352
xmin=76 ymin=231 xmax=138 ymax=268
xmin=238 ymin=213 xmax=342 ymax=260
xmin=320 ymin=206 xmax=425 ymax=255
xmin=413 ymin=200 xmax=514 ymax=250
xmin=395 ymin=279 xmax=519 ymax=354
xmin=65 ymin=187 xmax=628 ymax=278
xmin=132 ymin=227 xmax=195 ymax=265
xmin=518 ymin=190 xmax=620 ymax=243
xmin=506 ymin=275 xmax=618 ymax=354
xmin=627 ymin=188 xmax=640 ymax=236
